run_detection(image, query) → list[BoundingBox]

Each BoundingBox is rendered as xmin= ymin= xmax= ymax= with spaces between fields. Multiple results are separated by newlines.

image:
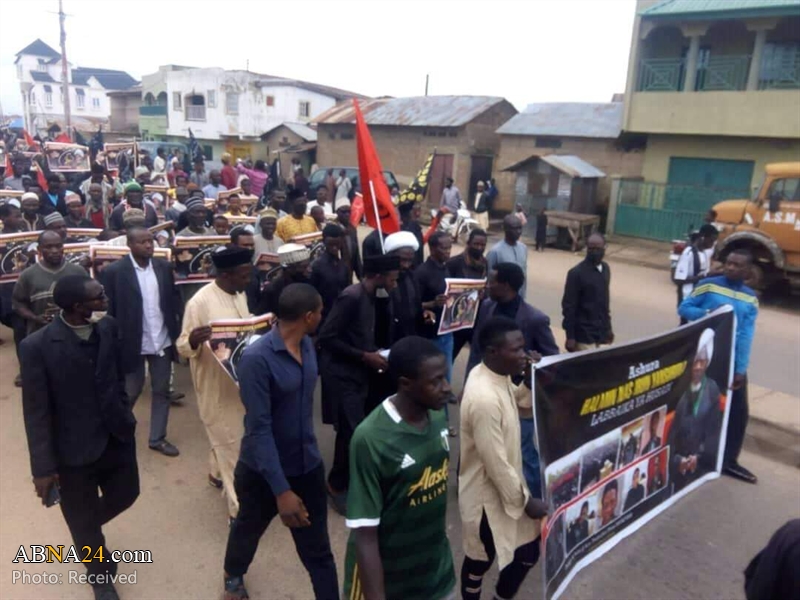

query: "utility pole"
xmin=425 ymin=74 xmax=429 ymax=96
xmin=59 ymin=0 xmax=72 ymax=138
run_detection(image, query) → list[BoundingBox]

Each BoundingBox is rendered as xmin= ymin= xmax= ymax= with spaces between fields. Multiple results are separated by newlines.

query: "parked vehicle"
xmin=307 ymin=167 xmax=398 ymax=200
xmin=432 ymin=201 xmax=479 ymax=243
xmin=712 ymin=162 xmax=800 ymax=290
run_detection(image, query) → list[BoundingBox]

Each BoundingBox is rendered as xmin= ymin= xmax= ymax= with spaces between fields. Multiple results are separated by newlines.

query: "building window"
xmin=30 ymin=92 xmax=36 ymax=104
xmin=202 ymin=145 xmax=213 ymax=160
xmin=185 ymin=94 xmax=206 ymax=121
xmin=298 ymin=101 xmax=311 ymax=118
xmin=266 ymin=95 xmax=275 ymax=107
xmin=92 ymin=97 xmax=100 ymax=110
xmin=45 ymin=92 xmax=52 ymax=107
xmin=76 ymin=91 xmax=85 ymax=109
xmin=16 ymin=64 xmax=22 ymax=79
xmin=173 ymin=92 xmax=182 ymax=110
xmin=340 ymin=132 xmax=354 ymax=140
xmin=207 ymin=90 xmax=216 ymax=108
xmin=328 ymin=133 xmax=336 ymax=140
xmin=37 ymin=59 xmax=47 ymax=72
xmin=536 ymin=137 xmax=562 ymax=149
xmin=226 ymin=92 xmax=239 ymax=115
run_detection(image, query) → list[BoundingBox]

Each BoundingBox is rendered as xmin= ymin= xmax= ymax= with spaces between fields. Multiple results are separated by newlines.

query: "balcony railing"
xmin=697 ymin=55 xmax=751 ymax=91
xmin=759 ymin=47 xmax=800 ymax=90
xmin=638 ymin=58 xmax=685 ymax=91
xmin=139 ymin=105 xmax=167 ymax=116
xmin=186 ymin=105 xmax=206 ymax=121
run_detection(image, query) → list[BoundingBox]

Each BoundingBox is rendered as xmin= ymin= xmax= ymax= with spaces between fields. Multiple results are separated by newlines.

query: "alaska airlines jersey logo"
xmin=407 ymin=458 xmax=449 ymax=507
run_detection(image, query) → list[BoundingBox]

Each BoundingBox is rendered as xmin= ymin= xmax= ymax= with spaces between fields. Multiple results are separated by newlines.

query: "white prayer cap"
xmin=696 ymin=328 xmax=715 ymax=363
xmin=22 ymin=192 xmax=39 ymax=202
xmin=335 ymin=198 xmax=351 ymax=210
xmin=7 ymin=199 xmax=21 ymax=209
xmin=384 ymin=231 xmax=419 ymax=253
xmin=277 ymin=243 xmax=310 ymax=266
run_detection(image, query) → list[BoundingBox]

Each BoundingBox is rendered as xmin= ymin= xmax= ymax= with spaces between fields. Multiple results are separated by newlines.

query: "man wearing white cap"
xmin=384 ymin=231 xmax=429 ymax=343
xmin=19 ymin=192 xmax=45 ymax=231
xmin=667 ymin=328 xmax=724 ymax=492
xmin=258 ymin=243 xmax=311 ymax=315
xmin=252 ymin=208 xmax=284 ymax=261
xmin=64 ymin=192 xmax=93 ymax=228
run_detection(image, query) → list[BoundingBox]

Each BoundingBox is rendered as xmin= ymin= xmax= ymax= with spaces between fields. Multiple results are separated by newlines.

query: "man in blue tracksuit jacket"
xmin=679 ymin=248 xmax=759 ymax=484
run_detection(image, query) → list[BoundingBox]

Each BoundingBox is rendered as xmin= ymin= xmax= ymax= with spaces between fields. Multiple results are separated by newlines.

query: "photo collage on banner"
xmin=534 ymin=307 xmax=735 ymax=600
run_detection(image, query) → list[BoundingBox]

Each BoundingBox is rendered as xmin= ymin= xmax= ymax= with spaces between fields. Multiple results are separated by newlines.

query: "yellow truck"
xmin=713 ymin=162 xmax=800 ymax=291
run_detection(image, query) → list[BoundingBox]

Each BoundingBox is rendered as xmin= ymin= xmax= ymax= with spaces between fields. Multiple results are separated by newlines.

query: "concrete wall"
xmin=495 ymin=135 xmax=645 ymax=212
xmin=109 ymin=94 xmax=141 ymax=134
xmin=627 ymin=90 xmax=800 ymax=139
xmin=262 ymin=125 xmax=312 ymax=183
xmin=641 ymin=134 xmax=800 ymax=188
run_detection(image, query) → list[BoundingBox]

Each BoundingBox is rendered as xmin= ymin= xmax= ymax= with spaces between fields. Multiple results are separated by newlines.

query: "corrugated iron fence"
xmin=613 ymin=179 xmax=748 ymax=241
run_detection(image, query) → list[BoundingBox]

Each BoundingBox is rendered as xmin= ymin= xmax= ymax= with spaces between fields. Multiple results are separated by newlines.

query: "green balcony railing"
xmin=759 ymin=47 xmax=800 ymax=90
xmin=697 ymin=55 xmax=751 ymax=91
xmin=139 ymin=105 xmax=167 ymax=116
xmin=638 ymin=58 xmax=685 ymax=91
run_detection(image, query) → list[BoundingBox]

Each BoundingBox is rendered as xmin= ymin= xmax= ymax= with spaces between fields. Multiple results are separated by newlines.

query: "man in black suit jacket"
xmin=100 ymin=228 xmax=181 ymax=457
xmin=21 ymin=274 xmax=139 ymax=600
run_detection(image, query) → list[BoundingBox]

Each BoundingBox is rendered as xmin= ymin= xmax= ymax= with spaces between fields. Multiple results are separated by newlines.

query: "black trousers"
xmin=461 ymin=512 xmax=540 ymax=600
xmin=224 ymin=462 xmax=338 ymax=599
xmin=328 ymin=391 xmax=367 ymax=493
xmin=725 ymin=377 xmax=749 ymax=465
xmin=58 ymin=436 xmax=140 ymax=577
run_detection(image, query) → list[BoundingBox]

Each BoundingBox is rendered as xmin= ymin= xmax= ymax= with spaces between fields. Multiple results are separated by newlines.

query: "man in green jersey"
xmin=343 ymin=336 xmax=456 ymax=600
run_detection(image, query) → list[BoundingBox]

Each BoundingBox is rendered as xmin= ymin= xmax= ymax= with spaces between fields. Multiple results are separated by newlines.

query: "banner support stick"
xmin=369 ymin=179 xmax=385 ymax=254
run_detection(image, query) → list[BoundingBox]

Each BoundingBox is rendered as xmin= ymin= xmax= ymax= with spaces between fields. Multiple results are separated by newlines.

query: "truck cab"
xmin=713 ymin=162 xmax=800 ymax=290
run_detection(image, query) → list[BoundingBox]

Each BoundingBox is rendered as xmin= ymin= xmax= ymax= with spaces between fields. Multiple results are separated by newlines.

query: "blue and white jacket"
xmin=678 ymin=275 xmax=758 ymax=376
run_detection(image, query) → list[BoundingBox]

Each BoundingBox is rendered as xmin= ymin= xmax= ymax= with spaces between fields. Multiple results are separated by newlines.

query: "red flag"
xmin=54 ymin=132 xmax=72 ymax=143
xmin=37 ymin=167 xmax=49 ymax=193
xmin=22 ymin=129 xmax=37 ymax=149
xmin=353 ymin=99 xmax=399 ymax=239
xmin=351 ymin=193 xmax=365 ymax=227
xmin=4 ymin=152 xmax=11 ymax=176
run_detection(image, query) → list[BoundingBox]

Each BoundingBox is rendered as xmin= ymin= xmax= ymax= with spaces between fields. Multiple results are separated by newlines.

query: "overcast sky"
xmin=1 ymin=0 xmax=637 ymax=117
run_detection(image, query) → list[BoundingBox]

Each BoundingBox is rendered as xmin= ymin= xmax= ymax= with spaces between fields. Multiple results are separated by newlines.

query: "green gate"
xmin=613 ymin=179 xmax=745 ymax=241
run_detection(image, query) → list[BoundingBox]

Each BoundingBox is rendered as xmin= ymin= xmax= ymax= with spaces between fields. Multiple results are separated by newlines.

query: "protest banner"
xmin=102 ymin=142 xmax=136 ymax=172
xmin=289 ymin=231 xmax=324 ymax=260
xmin=66 ymin=228 xmax=103 ymax=242
xmin=534 ymin=307 xmax=735 ymax=600
xmin=173 ymin=235 xmax=229 ymax=285
xmin=144 ymin=185 xmax=170 ymax=207
xmin=255 ymin=252 xmax=280 ymax=273
xmin=0 ymin=190 xmax=24 ymax=199
xmin=44 ymin=142 xmax=91 ymax=172
xmin=89 ymin=245 xmax=172 ymax=278
xmin=204 ymin=199 xmax=217 ymax=210
xmin=0 ymin=231 xmax=39 ymax=284
xmin=207 ymin=314 xmax=274 ymax=384
xmin=437 ymin=278 xmax=485 ymax=335
xmin=227 ymin=215 xmax=257 ymax=228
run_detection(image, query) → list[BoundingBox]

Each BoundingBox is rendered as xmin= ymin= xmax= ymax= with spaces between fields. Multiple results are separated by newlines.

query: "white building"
xmin=140 ymin=65 xmax=364 ymax=163
xmin=14 ymin=39 xmax=138 ymax=136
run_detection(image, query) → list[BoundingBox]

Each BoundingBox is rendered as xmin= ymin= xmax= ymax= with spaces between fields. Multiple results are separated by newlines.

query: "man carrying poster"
xmin=173 ymin=235 xmax=229 ymax=284
xmin=437 ymin=278 xmax=485 ymax=335
xmin=460 ymin=317 xmax=548 ymax=600
xmin=679 ymin=249 xmax=759 ymax=485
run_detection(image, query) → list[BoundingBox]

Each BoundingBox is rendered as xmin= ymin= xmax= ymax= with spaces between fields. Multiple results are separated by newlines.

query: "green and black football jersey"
xmin=343 ymin=397 xmax=455 ymax=600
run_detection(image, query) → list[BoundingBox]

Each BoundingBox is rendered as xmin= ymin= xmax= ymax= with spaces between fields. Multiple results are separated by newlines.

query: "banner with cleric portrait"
xmin=0 ymin=232 xmax=39 ymax=284
xmin=44 ymin=142 xmax=91 ymax=172
xmin=533 ymin=307 xmax=735 ymax=600
xmin=173 ymin=235 xmax=229 ymax=285
xmin=207 ymin=314 xmax=274 ymax=384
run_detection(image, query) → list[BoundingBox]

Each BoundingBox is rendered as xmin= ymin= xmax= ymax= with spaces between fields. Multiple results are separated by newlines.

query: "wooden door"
xmin=468 ymin=155 xmax=494 ymax=209
xmin=428 ymin=154 xmax=454 ymax=212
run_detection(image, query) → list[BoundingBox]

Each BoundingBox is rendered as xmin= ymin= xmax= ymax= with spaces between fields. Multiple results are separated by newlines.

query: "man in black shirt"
xmin=310 ymin=224 xmax=350 ymax=323
xmin=318 ymin=254 xmax=400 ymax=514
xmin=384 ymin=231 xmax=431 ymax=344
xmin=562 ymin=233 xmax=613 ymax=352
xmin=258 ymin=244 xmax=311 ymax=315
xmin=446 ymin=228 xmax=488 ymax=362
xmin=362 ymin=228 xmax=387 ymax=259
xmin=335 ymin=202 xmax=362 ymax=281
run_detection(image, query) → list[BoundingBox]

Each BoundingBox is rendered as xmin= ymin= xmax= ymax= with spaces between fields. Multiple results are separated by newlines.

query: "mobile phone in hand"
xmin=45 ymin=482 xmax=61 ymax=508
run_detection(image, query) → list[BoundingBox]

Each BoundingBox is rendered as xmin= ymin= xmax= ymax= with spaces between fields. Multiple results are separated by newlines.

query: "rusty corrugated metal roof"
xmin=496 ymin=102 xmax=623 ymax=138
xmin=313 ymin=96 xmax=511 ymax=127
xmin=541 ymin=155 xmax=606 ymax=178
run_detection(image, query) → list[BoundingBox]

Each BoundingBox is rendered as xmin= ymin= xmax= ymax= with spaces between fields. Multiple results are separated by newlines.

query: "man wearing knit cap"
xmin=258 ymin=243 xmax=311 ymax=316
xmin=177 ymin=197 xmax=215 ymax=237
xmin=384 ymin=231 xmax=431 ymax=343
xmin=134 ymin=165 xmax=151 ymax=187
xmin=64 ymin=193 xmax=93 ymax=228
xmin=110 ymin=182 xmax=158 ymax=231
xmin=310 ymin=224 xmax=349 ymax=323
xmin=177 ymin=245 xmax=254 ymax=522
xmin=318 ymin=253 xmax=401 ymax=514
xmin=335 ymin=200 xmax=362 ymax=281
xmin=107 ymin=209 xmax=147 ymax=247
xmin=43 ymin=212 xmax=68 ymax=240
xmin=252 ymin=208 xmax=284 ymax=262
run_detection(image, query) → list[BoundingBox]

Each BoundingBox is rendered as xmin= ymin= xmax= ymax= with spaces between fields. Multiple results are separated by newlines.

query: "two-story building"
xmin=139 ymin=66 xmax=363 ymax=164
xmin=611 ymin=0 xmax=800 ymax=240
xmin=14 ymin=39 xmax=138 ymax=137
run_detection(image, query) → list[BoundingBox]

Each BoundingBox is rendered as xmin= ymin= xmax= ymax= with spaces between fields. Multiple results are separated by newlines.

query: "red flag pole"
xmin=368 ymin=179 xmax=385 ymax=254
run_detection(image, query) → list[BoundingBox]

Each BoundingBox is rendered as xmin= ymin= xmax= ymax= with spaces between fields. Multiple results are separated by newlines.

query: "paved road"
xmin=0 ymin=245 xmax=798 ymax=599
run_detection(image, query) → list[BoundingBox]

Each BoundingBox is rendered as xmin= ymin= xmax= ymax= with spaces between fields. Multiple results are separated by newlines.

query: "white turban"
xmin=696 ymin=328 xmax=715 ymax=363
xmin=277 ymin=243 xmax=311 ymax=266
xmin=384 ymin=231 xmax=419 ymax=253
